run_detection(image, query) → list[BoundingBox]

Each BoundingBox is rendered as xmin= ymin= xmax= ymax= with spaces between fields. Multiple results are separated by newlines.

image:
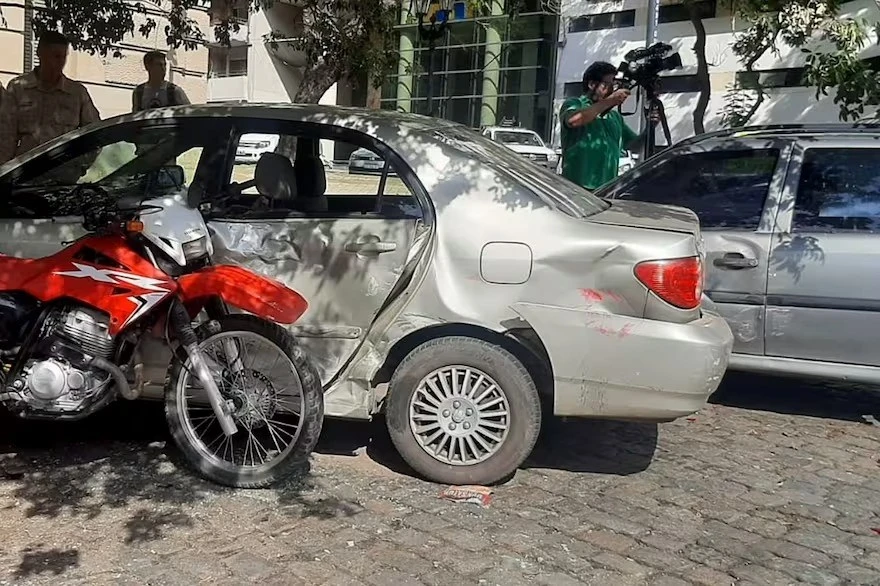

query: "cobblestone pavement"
xmin=0 ymin=373 xmax=879 ymax=586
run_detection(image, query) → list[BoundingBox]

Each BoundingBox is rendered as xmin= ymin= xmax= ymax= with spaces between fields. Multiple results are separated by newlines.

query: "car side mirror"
xmin=156 ymin=165 xmax=185 ymax=189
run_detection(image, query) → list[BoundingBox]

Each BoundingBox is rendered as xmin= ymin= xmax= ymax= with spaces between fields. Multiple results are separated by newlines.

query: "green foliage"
xmin=1 ymin=0 xmax=402 ymax=102
xmin=722 ymin=0 xmax=880 ymax=127
xmin=29 ymin=0 xmax=205 ymax=57
xmin=261 ymin=0 xmax=399 ymax=99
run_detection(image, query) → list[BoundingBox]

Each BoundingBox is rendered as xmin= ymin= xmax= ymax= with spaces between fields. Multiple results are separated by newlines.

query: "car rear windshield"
xmin=432 ymin=128 xmax=609 ymax=218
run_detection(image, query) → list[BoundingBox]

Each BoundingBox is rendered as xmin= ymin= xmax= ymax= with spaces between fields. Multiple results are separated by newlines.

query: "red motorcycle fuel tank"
xmin=0 ymin=234 xmax=177 ymax=335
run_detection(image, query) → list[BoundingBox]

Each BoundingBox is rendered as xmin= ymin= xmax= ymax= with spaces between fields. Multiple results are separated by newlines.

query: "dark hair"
xmin=143 ymin=50 xmax=166 ymax=67
xmin=583 ymin=61 xmax=617 ymax=91
xmin=37 ymin=30 xmax=69 ymax=49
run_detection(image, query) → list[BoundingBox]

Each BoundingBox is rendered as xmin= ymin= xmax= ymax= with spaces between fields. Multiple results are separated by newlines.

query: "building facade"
xmin=381 ymin=0 xmax=560 ymax=141
xmin=554 ymin=0 xmax=880 ymax=148
xmin=205 ymin=0 xmax=366 ymax=111
xmin=0 ymin=2 xmax=209 ymax=119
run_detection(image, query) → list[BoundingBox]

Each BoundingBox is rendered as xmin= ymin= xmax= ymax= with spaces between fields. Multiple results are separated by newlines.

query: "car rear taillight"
xmin=634 ymin=256 xmax=703 ymax=310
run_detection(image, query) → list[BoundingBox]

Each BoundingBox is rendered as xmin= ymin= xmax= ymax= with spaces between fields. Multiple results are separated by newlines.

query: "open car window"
xmin=217 ymin=131 xmax=422 ymax=220
xmin=0 ymin=120 xmax=229 ymax=219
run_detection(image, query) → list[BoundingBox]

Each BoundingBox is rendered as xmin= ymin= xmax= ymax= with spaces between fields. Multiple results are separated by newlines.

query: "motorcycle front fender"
xmin=177 ymin=265 xmax=308 ymax=325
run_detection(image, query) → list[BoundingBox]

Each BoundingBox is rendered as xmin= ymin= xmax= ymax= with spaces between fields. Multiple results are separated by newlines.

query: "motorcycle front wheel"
xmin=164 ymin=314 xmax=324 ymax=488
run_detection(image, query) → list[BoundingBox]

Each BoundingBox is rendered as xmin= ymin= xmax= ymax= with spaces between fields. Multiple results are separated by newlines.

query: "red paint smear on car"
xmin=580 ymin=288 xmax=625 ymax=304
xmin=580 ymin=288 xmax=604 ymax=302
xmin=592 ymin=323 xmax=635 ymax=338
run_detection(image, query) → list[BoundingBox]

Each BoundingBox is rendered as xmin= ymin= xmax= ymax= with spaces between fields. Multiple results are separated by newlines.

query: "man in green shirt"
xmin=560 ymin=61 xmax=656 ymax=190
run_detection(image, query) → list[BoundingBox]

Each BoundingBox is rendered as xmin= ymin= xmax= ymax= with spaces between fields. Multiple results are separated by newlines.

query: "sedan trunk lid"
xmin=587 ymin=199 xmax=701 ymax=237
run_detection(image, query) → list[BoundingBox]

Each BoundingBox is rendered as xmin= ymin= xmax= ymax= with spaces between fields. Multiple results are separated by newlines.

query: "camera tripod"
xmin=641 ymin=84 xmax=672 ymax=160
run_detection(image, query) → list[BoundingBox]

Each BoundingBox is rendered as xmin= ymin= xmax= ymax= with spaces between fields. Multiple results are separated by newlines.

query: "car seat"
xmin=293 ymin=138 xmax=328 ymax=213
xmin=253 ymin=152 xmax=298 ymax=209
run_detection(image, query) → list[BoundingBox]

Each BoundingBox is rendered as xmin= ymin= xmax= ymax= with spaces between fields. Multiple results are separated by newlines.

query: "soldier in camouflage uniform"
xmin=0 ymin=31 xmax=100 ymax=164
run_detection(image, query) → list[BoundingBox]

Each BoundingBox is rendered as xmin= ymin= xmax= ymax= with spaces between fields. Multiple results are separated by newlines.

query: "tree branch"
xmin=736 ymin=28 xmax=777 ymax=126
xmin=689 ymin=2 xmax=710 ymax=134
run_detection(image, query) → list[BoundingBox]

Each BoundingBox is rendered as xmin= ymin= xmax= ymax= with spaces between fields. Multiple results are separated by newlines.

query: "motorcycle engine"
xmin=53 ymin=306 xmax=115 ymax=359
xmin=2 ymin=306 xmax=115 ymax=416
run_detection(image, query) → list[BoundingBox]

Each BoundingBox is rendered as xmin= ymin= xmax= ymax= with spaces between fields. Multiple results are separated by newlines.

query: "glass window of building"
xmin=381 ymin=1 xmax=559 ymax=143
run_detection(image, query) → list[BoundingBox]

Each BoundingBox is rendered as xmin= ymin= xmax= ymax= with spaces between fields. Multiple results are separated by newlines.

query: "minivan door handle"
xmin=714 ymin=252 xmax=758 ymax=270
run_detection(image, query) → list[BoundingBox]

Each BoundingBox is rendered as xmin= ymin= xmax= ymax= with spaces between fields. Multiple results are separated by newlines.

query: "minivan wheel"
xmin=386 ymin=336 xmax=542 ymax=485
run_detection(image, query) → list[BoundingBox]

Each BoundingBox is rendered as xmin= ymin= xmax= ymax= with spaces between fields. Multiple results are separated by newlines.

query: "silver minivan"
xmin=601 ymin=124 xmax=880 ymax=385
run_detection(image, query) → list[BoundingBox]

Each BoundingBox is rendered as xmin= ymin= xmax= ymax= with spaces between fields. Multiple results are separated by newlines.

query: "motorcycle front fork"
xmin=169 ymin=300 xmax=238 ymax=437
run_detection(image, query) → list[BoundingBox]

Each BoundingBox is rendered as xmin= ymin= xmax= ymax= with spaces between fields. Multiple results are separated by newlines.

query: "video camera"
xmin=616 ymin=42 xmax=683 ymax=93
xmin=614 ymin=42 xmax=682 ymax=161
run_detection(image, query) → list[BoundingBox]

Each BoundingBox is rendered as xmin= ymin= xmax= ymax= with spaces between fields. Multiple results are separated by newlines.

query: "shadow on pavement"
xmin=318 ymin=415 xmax=658 ymax=479
xmin=524 ymin=418 xmax=658 ymax=475
xmin=1 ymin=403 xmax=660 ymax=486
xmin=0 ymin=402 xmax=218 ymax=520
xmin=0 ymin=399 xmax=333 ymax=569
xmin=15 ymin=546 xmax=80 ymax=580
xmin=710 ymin=371 xmax=880 ymax=423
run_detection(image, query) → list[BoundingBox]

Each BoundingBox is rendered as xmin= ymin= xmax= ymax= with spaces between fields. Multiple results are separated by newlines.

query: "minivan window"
xmin=794 ymin=148 xmax=880 ymax=232
xmin=612 ymin=148 xmax=779 ymax=230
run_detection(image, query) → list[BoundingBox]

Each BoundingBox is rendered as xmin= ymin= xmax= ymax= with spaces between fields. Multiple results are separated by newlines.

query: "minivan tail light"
xmin=634 ymin=256 xmax=702 ymax=310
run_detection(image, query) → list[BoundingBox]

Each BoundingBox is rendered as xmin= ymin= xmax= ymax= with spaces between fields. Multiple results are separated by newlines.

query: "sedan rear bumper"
xmin=512 ymin=303 xmax=734 ymax=421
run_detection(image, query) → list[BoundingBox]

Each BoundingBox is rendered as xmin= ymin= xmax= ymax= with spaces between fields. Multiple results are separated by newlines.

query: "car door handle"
xmin=714 ymin=253 xmax=758 ymax=270
xmin=344 ymin=238 xmax=397 ymax=255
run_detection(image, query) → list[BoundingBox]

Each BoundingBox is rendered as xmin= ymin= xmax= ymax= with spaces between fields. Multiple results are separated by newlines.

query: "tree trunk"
xmin=293 ymin=64 xmax=339 ymax=103
xmin=366 ymin=78 xmax=382 ymax=110
xmin=689 ymin=4 xmax=710 ymax=135
xmin=275 ymin=63 xmax=339 ymax=161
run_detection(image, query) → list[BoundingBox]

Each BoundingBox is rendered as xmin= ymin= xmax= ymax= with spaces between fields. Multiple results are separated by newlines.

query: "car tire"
xmin=386 ymin=336 xmax=542 ymax=485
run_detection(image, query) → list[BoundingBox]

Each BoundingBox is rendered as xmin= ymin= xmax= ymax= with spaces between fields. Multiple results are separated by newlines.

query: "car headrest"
xmin=255 ymin=152 xmax=297 ymax=201
xmin=294 ymin=155 xmax=327 ymax=200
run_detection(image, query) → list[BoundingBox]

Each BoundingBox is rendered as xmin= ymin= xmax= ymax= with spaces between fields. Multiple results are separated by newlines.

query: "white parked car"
xmin=236 ymin=133 xmax=333 ymax=169
xmin=554 ymin=148 xmax=640 ymax=176
xmin=234 ymin=133 xmax=279 ymax=164
xmin=482 ymin=127 xmax=558 ymax=170
xmin=349 ymin=147 xmax=395 ymax=175
xmin=619 ymin=149 xmax=638 ymax=174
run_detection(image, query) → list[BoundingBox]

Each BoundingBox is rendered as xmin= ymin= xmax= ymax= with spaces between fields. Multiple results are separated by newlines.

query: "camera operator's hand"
xmin=606 ymin=89 xmax=631 ymax=107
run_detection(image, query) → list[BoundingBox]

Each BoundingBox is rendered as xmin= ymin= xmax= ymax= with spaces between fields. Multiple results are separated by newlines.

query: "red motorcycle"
xmin=0 ymin=187 xmax=323 ymax=488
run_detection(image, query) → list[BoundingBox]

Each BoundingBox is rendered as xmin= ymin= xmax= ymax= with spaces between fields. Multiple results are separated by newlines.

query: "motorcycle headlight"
xmin=182 ymin=236 xmax=208 ymax=261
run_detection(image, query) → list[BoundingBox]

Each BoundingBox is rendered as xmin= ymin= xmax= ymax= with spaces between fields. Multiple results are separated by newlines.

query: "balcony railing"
xmin=208 ymin=74 xmax=248 ymax=102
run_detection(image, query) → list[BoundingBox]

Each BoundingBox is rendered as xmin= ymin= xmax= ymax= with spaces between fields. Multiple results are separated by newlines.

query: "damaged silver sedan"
xmin=0 ymin=104 xmax=733 ymax=485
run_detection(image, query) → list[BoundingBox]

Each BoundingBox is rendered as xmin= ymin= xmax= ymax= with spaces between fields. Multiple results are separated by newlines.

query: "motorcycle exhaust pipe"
xmin=46 ymin=337 xmax=141 ymax=401
xmin=89 ymin=356 xmax=140 ymax=401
